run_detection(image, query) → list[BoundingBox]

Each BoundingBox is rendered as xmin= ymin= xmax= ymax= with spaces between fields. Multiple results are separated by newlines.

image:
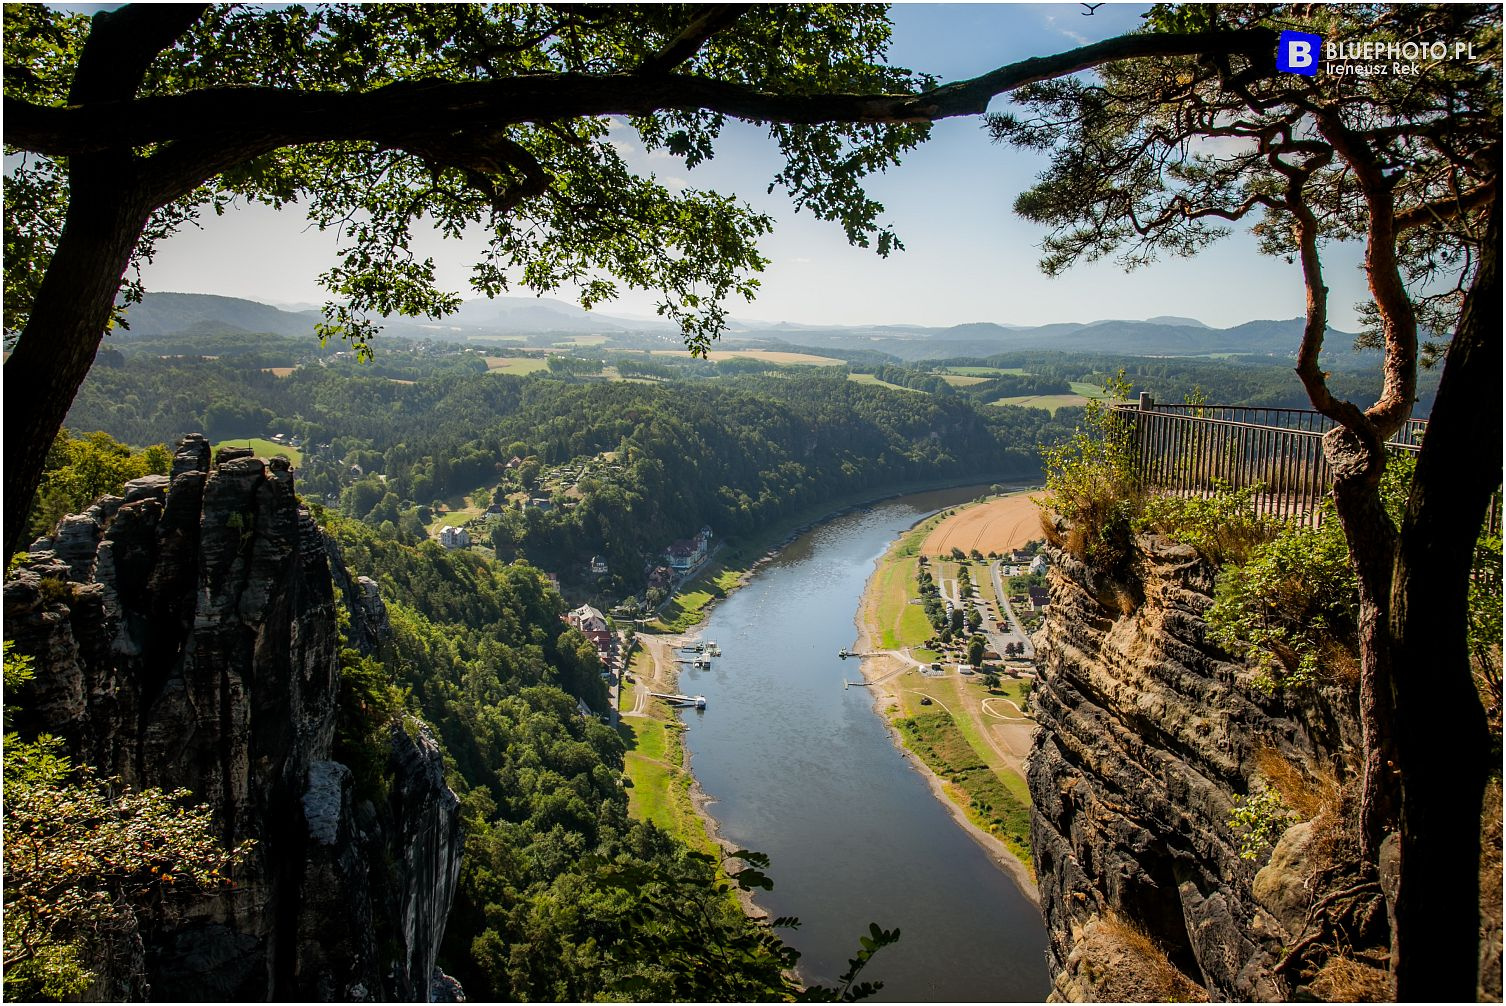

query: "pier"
xmin=650 ymin=691 xmax=707 ymax=709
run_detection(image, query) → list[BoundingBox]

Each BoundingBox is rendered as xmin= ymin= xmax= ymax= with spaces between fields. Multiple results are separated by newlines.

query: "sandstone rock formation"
xmin=5 ymin=435 xmax=461 ymax=1001
xmin=1027 ymin=529 xmax=1397 ymax=1001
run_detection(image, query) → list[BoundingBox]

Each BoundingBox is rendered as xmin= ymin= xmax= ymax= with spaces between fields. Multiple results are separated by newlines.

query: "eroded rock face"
xmin=6 ymin=435 xmax=461 ymax=1001
xmin=1028 ymin=530 xmax=1366 ymax=1001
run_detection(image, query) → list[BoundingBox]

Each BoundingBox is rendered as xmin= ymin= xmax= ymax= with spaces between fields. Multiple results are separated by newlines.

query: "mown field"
xmin=483 ymin=356 xmax=551 ymax=375
xmin=920 ymin=493 xmax=1043 ymax=557
xmin=213 ymin=437 xmax=302 ymax=465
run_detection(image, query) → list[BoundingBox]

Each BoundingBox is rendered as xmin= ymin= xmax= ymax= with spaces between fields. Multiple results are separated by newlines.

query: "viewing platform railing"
xmin=1111 ymin=395 xmax=1501 ymax=541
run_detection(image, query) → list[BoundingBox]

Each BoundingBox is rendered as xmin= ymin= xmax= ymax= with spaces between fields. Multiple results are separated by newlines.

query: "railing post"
xmin=1139 ymin=392 xmax=1154 ymax=412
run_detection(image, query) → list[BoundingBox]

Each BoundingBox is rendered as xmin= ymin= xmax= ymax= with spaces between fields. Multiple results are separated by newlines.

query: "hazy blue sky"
xmin=135 ymin=3 xmax=1372 ymax=330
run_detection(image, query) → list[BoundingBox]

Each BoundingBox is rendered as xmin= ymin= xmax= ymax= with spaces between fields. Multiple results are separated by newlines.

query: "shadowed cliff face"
xmin=5 ymin=435 xmax=462 ymax=1001
xmin=1026 ymin=529 xmax=1389 ymax=1002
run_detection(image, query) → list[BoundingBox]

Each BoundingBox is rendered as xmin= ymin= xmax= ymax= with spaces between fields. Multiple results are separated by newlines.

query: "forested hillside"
xmin=316 ymin=512 xmax=802 ymax=1000
xmin=68 ymin=352 xmax=1059 ymax=598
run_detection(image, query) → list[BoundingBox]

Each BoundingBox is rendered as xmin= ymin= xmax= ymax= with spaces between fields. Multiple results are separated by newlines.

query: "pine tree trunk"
xmin=1324 ymin=426 xmax=1400 ymax=862
xmin=3 ymin=167 xmax=151 ymax=558
xmin=1388 ymin=201 xmax=1500 ymax=1000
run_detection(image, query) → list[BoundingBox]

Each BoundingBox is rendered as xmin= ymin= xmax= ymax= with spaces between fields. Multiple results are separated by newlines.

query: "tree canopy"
xmin=1 ymin=3 xmax=1276 ymax=556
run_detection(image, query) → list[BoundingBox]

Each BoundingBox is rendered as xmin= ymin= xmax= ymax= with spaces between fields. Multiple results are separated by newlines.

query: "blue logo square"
xmin=1277 ymin=30 xmax=1322 ymax=75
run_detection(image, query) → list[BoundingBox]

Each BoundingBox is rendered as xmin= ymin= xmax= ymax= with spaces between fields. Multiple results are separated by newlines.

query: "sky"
xmin=131 ymin=3 xmax=1373 ymax=331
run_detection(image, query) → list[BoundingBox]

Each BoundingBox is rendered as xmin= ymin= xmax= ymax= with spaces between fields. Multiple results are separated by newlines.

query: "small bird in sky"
xmin=1081 ymin=3 xmax=1104 ymax=13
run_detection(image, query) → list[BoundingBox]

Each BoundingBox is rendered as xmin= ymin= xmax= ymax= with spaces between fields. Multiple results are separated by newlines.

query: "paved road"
xmin=989 ymin=560 xmax=1035 ymax=658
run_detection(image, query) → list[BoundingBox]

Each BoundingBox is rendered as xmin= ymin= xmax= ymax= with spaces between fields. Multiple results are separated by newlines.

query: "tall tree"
xmin=1 ymin=3 xmax=1278 ymax=557
xmin=992 ymin=3 xmax=1499 ymax=994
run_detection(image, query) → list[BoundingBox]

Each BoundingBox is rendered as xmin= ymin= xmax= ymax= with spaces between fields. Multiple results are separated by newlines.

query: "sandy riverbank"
xmin=852 ymin=491 xmax=1044 ymax=905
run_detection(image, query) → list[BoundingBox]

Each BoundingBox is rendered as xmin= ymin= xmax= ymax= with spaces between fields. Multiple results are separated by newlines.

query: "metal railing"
xmin=1113 ymin=395 xmax=1501 ymax=538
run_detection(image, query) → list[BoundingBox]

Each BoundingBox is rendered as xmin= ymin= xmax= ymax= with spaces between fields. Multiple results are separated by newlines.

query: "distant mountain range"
xmin=114 ymin=291 xmax=1376 ymax=368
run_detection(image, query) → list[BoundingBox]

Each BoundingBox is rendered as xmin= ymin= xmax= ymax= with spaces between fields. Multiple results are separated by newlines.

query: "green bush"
xmin=1039 ymin=373 xmax=1141 ymax=567
xmin=1206 ymin=455 xmax=1416 ymax=694
xmin=1136 ymin=480 xmax=1282 ymax=567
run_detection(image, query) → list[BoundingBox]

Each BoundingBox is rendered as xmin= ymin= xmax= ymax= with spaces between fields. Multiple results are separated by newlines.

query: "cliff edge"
xmin=1026 ymin=525 xmax=1430 ymax=1002
xmin=5 ymin=435 xmax=462 ymax=1001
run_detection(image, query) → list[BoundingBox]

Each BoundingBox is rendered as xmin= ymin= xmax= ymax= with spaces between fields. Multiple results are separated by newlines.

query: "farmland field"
xmin=987 ymin=393 xmax=1089 ymax=413
xmin=849 ymin=373 xmax=923 ymax=392
xmin=649 ymin=349 xmax=844 ymax=366
xmin=938 ymin=374 xmax=991 ymax=386
xmin=947 ymin=366 xmax=1031 ymax=377
xmin=483 ymin=356 xmax=550 ymax=375
xmin=920 ymin=493 xmax=1043 ymax=557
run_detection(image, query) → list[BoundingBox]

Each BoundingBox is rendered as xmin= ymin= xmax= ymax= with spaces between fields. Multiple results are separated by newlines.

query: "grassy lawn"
xmin=427 ymin=507 xmax=481 ymax=533
xmin=893 ymin=709 xmax=1033 ymax=867
xmin=873 ymin=555 xmax=932 ymax=650
xmin=213 ymin=438 xmax=303 ymax=465
xmin=483 ymin=356 xmax=550 ymax=375
xmin=992 ymin=677 xmax=1033 ymax=709
xmin=622 ymin=717 xmax=677 ymax=830
xmin=619 ymin=680 xmax=720 ymax=856
xmin=647 ymin=564 xmax=745 ymax=633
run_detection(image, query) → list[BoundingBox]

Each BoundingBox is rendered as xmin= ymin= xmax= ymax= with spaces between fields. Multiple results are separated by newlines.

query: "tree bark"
xmin=3 ymin=168 xmax=154 ymax=557
xmin=1323 ymin=426 xmax=1400 ymax=861
xmin=1388 ymin=197 xmax=1500 ymax=1000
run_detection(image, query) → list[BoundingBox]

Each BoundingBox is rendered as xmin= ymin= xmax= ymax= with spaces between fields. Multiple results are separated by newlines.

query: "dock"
xmin=650 ymin=691 xmax=707 ymax=709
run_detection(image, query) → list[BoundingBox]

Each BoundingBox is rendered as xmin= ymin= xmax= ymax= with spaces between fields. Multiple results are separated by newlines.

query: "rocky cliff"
xmin=1027 ymin=528 xmax=1408 ymax=1001
xmin=5 ymin=436 xmax=462 ymax=1001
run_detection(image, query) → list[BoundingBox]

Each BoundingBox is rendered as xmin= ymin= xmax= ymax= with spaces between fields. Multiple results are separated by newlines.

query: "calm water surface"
xmin=679 ymin=485 xmax=1050 ymax=1002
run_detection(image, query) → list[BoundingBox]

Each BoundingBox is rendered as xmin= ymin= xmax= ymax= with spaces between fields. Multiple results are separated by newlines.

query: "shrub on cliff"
xmin=1038 ymin=373 xmax=1141 ymax=570
xmin=2 ymin=644 xmax=250 ymax=1002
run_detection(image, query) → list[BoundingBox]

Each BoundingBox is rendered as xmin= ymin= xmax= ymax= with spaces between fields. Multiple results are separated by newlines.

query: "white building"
xmin=438 ymin=525 xmax=471 ymax=549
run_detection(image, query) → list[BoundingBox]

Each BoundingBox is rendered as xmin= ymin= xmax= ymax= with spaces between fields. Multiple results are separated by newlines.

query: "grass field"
xmin=427 ymin=507 xmax=481 ymax=533
xmin=937 ymin=374 xmax=991 ymax=386
xmin=988 ymin=393 xmax=1090 ymax=413
xmin=260 ymin=367 xmax=297 ymax=378
xmin=1068 ymin=381 xmax=1111 ymax=398
xmin=947 ymin=366 xmax=1031 ymax=377
xmin=619 ymin=649 xmax=720 ymax=855
xmin=649 ymin=349 xmax=844 ymax=366
xmin=483 ymin=356 xmax=550 ymax=375
xmin=872 ymin=555 xmax=931 ymax=650
xmin=648 ymin=564 xmax=746 ymax=633
xmin=848 ymin=373 xmax=922 ymax=392
xmin=213 ymin=438 xmax=302 ymax=465
xmin=894 ymin=708 xmax=1033 ymax=865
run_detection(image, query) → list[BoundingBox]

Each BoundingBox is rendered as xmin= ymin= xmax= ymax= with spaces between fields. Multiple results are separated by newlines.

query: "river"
xmin=677 ymin=485 xmax=1050 ymax=1001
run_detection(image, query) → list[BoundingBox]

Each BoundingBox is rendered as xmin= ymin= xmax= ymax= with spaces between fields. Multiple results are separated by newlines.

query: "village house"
xmin=1027 ymin=585 xmax=1051 ymax=610
xmin=589 ymin=555 xmax=609 ymax=575
xmin=438 ymin=525 xmax=471 ymax=549
xmin=1029 ymin=554 xmax=1048 ymax=576
xmin=564 ymin=603 xmax=619 ymax=668
xmin=663 ymin=526 xmax=713 ymax=572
